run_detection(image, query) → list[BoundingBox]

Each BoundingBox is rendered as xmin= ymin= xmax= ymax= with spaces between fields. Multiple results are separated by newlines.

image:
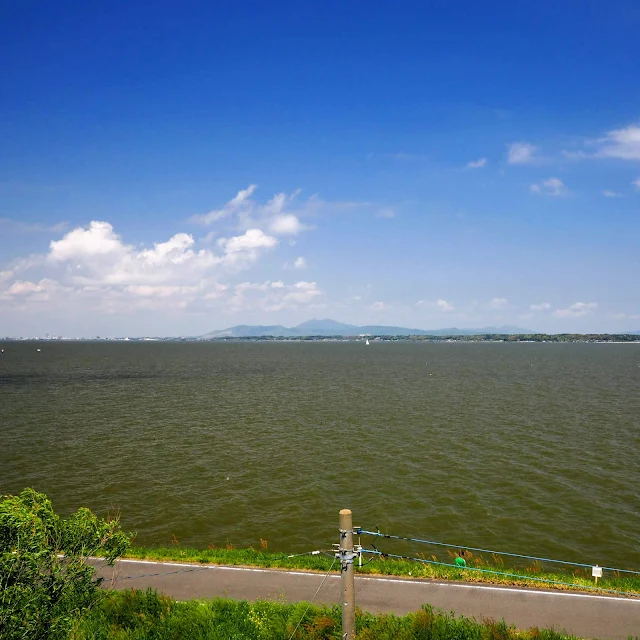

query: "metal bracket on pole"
xmin=336 ymin=549 xmax=358 ymax=565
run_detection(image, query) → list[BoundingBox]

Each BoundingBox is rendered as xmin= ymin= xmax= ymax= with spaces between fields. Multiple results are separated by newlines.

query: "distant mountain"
xmin=200 ymin=318 xmax=533 ymax=338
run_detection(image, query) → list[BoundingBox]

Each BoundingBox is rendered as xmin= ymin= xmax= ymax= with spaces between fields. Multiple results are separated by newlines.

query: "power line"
xmin=101 ymin=565 xmax=212 ymax=583
xmin=287 ymin=556 xmax=338 ymax=640
xmin=360 ymin=549 xmax=639 ymax=598
xmin=356 ymin=528 xmax=640 ymax=576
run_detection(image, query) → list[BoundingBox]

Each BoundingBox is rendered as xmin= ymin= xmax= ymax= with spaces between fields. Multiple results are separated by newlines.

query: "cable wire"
xmin=101 ymin=548 xmax=337 ymax=584
xmin=356 ymin=528 xmax=640 ymax=576
xmin=102 ymin=565 xmax=212 ymax=583
xmin=287 ymin=556 xmax=338 ymax=640
xmin=360 ymin=549 xmax=639 ymax=598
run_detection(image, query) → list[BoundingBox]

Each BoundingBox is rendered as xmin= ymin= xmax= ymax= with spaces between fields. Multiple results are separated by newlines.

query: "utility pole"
xmin=339 ymin=508 xmax=356 ymax=639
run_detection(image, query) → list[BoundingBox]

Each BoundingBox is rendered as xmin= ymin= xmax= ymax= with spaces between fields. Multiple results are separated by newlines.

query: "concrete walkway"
xmin=95 ymin=559 xmax=640 ymax=640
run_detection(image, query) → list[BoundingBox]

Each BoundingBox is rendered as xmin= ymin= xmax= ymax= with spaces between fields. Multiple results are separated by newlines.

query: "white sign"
xmin=592 ymin=566 xmax=603 ymax=578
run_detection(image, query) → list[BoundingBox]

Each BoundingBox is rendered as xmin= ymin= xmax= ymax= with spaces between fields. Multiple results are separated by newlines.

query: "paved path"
xmin=95 ymin=559 xmax=640 ymax=640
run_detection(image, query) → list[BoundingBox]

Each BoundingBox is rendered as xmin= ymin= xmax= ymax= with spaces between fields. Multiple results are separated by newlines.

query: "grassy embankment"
xmin=124 ymin=546 xmax=640 ymax=596
xmin=73 ymin=588 xmax=594 ymax=640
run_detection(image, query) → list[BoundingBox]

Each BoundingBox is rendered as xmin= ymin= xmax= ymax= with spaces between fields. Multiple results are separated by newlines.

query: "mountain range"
xmin=200 ymin=318 xmax=533 ymax=338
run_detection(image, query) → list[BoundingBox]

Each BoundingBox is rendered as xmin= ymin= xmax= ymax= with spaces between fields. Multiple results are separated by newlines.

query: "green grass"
xmin=72 ymin=588 xmax=597 ymax=640
xmin=123 ymin=546 xmax=640 ymax=596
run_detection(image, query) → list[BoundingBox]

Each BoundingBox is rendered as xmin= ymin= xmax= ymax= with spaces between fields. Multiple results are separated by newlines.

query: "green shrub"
xmin=0 ymin=488 xmax=132 ymax=639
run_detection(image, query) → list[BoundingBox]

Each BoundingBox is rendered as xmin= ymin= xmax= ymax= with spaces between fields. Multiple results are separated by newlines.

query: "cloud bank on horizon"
xmin=0 ymin=2 xmax=639 ymax=336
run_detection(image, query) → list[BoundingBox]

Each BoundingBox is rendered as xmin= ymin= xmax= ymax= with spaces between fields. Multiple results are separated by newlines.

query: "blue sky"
xmin=1 ymin=1 xmax=639 ymax=336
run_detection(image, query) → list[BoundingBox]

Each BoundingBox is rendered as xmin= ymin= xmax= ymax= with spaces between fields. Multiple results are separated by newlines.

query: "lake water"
xmin=1 ymin=341 xmax=639 ymax=570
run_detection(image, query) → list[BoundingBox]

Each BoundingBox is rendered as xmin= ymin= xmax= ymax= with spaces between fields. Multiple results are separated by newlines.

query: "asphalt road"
xmin=94 ymin=559 xmax=640 ymax=640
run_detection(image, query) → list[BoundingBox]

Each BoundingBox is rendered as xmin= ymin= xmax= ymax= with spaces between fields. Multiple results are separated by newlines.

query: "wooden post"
xmin=339 ymin=509 xmax=356 ymax=640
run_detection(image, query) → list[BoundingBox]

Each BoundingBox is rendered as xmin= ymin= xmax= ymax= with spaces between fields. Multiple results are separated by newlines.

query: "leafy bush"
xmin=0 ymin=488 xmax=132 ymax=639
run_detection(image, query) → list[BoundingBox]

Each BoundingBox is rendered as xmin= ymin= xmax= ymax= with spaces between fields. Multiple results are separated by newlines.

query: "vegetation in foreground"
xmin=73 ymin=588 xmax=593 ymax=640
xmin=3 ymin=489 xmax=638 ymax=639
xmin=0 ymin=489 xmax=132 ymax=640
xmin=125 ymin=545 xmax=640 ymax=596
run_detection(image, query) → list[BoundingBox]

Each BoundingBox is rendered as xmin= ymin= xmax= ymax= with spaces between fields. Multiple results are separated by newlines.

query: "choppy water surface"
xmin=1 ymin=342 xmax=639 ymax=568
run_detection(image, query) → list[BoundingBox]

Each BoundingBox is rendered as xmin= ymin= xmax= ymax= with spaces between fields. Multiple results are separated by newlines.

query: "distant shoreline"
xmin=2 ymin=334 xmax=640 ymax=343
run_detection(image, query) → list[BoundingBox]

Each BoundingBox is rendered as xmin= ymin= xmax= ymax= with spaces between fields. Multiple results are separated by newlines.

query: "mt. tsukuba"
xmin=199 ymin=319 xmax=533 ymax=338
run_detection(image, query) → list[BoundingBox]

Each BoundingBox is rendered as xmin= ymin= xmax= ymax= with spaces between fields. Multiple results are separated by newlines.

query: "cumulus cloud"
xmin=1 ymin=278 xmax=73 ymax=304
xmin=594 ymin=124 xmax=640 ymax=160
xmin=507 ymin=142 xmax=538 ymax=165
xmin=0 ymin=217 xmax=286 ymax=317
xmin=436 ymin=299 xmax=455 ymax=312
xmin=466 ymin=158 xmax=487 ymax=169
xmin=371 ymin=301 xmax=388 ymax=311
xmin=530 ymin=302 xmax=551 ymax=312
xmin=217 ymin=228 xmax=278 ymax=267
xmin=268 ymin=214 xmax=306 ymax=235
xmin=45 ymin=221 xmax=230 ymax=286
xmin=48 ymin=221 xmax=127 ymax=262
xmin=633 ymin=178 xmax=640 ymax=189
xmin=602 ymin=190 xmax=622 ymax=198
xmin=293 ymin=257 xmax=307 ymax=269
xmin=530 ymin=177 xmax=567 ymax=196
xmin=553 ymin=302 xmax=598 ymax=318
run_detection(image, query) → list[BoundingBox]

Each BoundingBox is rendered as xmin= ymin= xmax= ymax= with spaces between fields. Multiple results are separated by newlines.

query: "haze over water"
xmin=1 ymin=342 xmax=639 ymax=570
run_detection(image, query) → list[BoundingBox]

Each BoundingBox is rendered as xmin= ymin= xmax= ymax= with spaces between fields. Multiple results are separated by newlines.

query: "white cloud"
xmin=0 ymin=185 xmax=352 ymax=326
xmin=49 ymin=221 xmax=127 ymax=262
xmin=371 ymin=301 xmax=388 ymax=311
xmin=530 ymin=177 xmax=567 ymax=196
xmin=268 ymin=214 xmax=306 ymax=235
xmin=285 ymin=281 xmax=321 ymax=304
xmin=594 ymin=124 xmax=640 ymax=161
xmin=489 ymin=297 xmax=508 ymax=309
xmin=602 ymin=190 xmax=622 ymax=198
xmin=530 ymin=302 xmax=551 ymax=312
xmin=0 ymin=219 xmax=285 ymax=317
xmin=190 ymin=185 xmax=349 ymax=236
xmin=123 ymin=284 xmax=199 ymax=298
xmin=7 ymin=279 xmax=49 ymax=295
xmin=375 ymin=207 xmax=396 ymax=218
xmin=2 ymin=278 xmax=72 ymax=303
xmin=436 ymin=299 xmax=455 ymax=312
xmin=45 ymin=221 xmax=228 ymax=286
xmin=632 ymin=177 xmax=640 ymax=189
xmin=189 ymin=185 xmax=257 ymax=225
xmin=467 ymin=158 xmax=487 ymax=169
xmin=563 ymin=124 xmax=640 ymax=162
xmin=218 ymin=228 xmax=277 ymax=260
xmin=229 ymin=280 xmax=322 ymax=312
xmin=507 ymin=142 xmax=537 ymax=165
xmin=553 ymin=302 xmax=598 ymax=318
